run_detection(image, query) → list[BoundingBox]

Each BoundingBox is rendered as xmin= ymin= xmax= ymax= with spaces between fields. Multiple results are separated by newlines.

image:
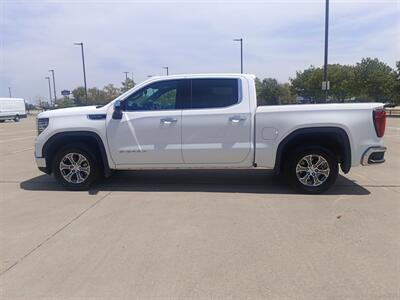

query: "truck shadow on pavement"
xmin=20 ymin=169 xmax=370 ymax=195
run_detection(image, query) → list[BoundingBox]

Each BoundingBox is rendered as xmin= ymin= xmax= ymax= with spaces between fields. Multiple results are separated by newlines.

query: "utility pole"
xmin=163 ymin=66 xmax=169 ymax=76
xmin=8 ymin=87 xmax=12 ymax=98
xmin=233 ymin=38 xmax=243 ymax=73
xmin=48 ymin=69 xmax=57 ymax=105
xmin=123 ymin=71 xmax=129 ymax=81
xmin=45 ymin=77 xmax=52 ymax=105
xmin=74 ymin=42 xmax=88 ymax=102
xmin=323 ymin=0 xmax=330 ymax=102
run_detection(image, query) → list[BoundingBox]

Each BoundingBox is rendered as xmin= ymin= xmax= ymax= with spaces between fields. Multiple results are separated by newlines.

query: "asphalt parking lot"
xmin=0 ymin=116 xmax=399 ymax=299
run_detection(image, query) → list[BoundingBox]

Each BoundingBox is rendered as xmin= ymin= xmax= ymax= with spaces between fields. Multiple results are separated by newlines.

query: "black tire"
xmin=14 ymin=115 xmax=20 ymax=122
xmin=284 ymin=146 xmax=338 ymax=194
xmin=0 ymin=120 xmax=5 ymax=123
xmin=52 ymin=144 xmax=99 ymax=191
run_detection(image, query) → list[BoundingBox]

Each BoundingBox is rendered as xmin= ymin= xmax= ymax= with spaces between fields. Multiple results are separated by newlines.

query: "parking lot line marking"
xmin=0 ymin=191 xmax=112 ymax=277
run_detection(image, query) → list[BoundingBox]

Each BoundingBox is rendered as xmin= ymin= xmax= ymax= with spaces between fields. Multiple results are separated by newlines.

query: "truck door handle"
xmin=229 ymin=115 xmax=246 ymax=123
xmin=160 ymin=117 xmax=178 ymax=125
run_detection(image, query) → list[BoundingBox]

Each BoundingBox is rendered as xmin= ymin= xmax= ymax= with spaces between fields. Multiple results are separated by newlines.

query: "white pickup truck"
xmin=34 ymin=74 xmax=387 ymax=193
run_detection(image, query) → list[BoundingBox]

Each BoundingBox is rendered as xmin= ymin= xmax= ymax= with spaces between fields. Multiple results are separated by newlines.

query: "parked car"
xmin=0 ymin=98 xmax=27 ymax=122
xmin=34 ymin=74 xmax=387 ymax=193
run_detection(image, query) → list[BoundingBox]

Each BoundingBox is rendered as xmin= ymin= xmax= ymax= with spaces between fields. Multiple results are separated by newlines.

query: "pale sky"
xmin=1 ymin=0 xmax=399 ymax=103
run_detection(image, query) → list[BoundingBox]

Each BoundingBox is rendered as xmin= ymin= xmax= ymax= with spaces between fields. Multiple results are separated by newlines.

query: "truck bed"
xmin=254 ymin=103 xmax=384 ymax=169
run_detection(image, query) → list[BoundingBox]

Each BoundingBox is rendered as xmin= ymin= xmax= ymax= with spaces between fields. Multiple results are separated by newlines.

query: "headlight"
xmin=37 ymin=118 xmax=49 ymax=135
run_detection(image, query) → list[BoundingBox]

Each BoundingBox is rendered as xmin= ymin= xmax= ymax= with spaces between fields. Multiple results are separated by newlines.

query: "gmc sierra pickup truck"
xmin=34 ymin=74 xmax=387 ymax=193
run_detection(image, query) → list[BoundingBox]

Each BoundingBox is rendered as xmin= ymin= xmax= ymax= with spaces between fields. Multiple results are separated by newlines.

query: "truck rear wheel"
xmin=52 ymin=145 xmax=99 ymax=191
xmin=284 ymin=146 xmax=338 ymax=194
xmin=14 ymin=115 xmax=20 ymax=122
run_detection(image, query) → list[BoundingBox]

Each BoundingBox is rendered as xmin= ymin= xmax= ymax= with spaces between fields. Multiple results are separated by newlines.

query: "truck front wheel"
xmin=52 ymin=145 xmax=99 ymax=191
xmin=284 ymin=146 xmax=338 ymax=194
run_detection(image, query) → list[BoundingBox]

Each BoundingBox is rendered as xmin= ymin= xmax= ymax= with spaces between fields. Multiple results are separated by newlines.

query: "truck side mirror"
xmin=112 ymin=100 xmax=123 ymax=120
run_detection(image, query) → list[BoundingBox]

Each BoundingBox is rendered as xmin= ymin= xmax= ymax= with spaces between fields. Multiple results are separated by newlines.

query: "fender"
xmin=42 ymin=131 xmax=112 ymax=177
xmin=274 ymin=127 xmax=352 ymax=174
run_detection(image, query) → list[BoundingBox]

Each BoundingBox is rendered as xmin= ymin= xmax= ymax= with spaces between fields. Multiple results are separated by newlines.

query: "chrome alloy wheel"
xmin=59 ymin=153 xmax=91 ymax=184
xmin=295 ymin=154 xmax=330 ymax=187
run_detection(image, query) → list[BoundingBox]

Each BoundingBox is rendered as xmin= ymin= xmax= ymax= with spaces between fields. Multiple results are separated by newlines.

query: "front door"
xmin=106 ymin=79 xmax=186 ymax=165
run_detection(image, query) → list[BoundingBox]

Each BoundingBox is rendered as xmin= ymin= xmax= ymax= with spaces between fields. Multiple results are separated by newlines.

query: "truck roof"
xmin=147 ymin=73 xmax=256 ymax=80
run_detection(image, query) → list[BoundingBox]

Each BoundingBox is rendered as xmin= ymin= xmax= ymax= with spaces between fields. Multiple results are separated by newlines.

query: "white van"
xmin=0 ymin=98 xmax=27 ymax=122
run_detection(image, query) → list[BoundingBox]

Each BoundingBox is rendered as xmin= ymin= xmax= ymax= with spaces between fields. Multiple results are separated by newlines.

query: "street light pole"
xmin=163 ymin=66 xmax=169 ymax=76
xmin=233 ymin=38 xmax=243 ymax=73
xmin=48 ymin=70 xmax=57 ymax=106
xmin=123 ymin=71 xmax=129 ymax=81
xmin=74 ymin=42 xmax=88 ymax=102
xmin=8 ymin=87 xmax=12 ymax=98
xmin=45 ymin=77 xmax=52 ymax=105
xmin=323 ymin=0 xmax=330 ymax=102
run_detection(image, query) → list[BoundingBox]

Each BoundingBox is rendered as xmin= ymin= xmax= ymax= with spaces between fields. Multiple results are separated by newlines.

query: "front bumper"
xmin=35 ymin=156 xmax=50 ymax=174
xmin=361 ymin=146 xmax=386 ymax=166
xmin=35 ymin=157 xmax=46 ymax=168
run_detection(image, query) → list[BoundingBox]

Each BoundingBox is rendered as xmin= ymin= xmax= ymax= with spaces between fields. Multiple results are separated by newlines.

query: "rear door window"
xmin=190 ymin=79 xmax=239 ymax=109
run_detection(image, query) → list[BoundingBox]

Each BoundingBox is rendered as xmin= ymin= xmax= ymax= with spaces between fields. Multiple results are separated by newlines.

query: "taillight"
xmin=373 ymin=109 xmax=386 ymax=137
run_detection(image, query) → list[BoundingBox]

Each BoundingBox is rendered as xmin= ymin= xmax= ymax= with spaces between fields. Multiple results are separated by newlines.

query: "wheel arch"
xmin=42 ymin=131 xmax=112 ymax=177
xmin=274 ymin=127 xmax=351 ymax=174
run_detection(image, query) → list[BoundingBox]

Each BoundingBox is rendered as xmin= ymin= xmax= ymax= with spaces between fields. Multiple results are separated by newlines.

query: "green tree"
xmin=256 ymin=78 xmax=282 ymax=105
xmin=290 ymin=66 xmax=324 ymax=102
xmin=121 ymin=78 xmax=135 ymax=93
xmin=103 ymin=84 xmax=121 ymax=102
xmin=87 ymin=87 xmax=107 ymax=105
xmin=39 ymin=101 xmax=50 ymax=109
xmin=354 ymin=58 xmax=396 ymax=102
xmin=72 ymin=85 xmax=122 ymax=106
xmin=71 ymin=87 xmax=87 ymax=106
xmin=328 ymin=64 xmax=355 ymax=102
xmin=57 ymin=97 xmax=75 ymax=108
xmin=392 ymin=61 xmax=400 ymax=104
xmin=279 ymin=82 xmax=296 ymax=104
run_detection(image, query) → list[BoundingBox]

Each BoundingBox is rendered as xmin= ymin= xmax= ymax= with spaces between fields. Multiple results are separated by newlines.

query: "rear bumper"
xmin=361 ymin=146 xmax=386 ymax=166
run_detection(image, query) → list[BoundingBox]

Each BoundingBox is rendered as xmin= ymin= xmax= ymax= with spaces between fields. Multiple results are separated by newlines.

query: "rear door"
xmin=181 ymin=78 xmax=252 ymax=164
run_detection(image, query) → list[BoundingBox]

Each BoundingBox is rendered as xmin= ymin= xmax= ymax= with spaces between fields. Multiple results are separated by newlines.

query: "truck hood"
xmin=38 ymin=105 xmax=108 ymax=118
